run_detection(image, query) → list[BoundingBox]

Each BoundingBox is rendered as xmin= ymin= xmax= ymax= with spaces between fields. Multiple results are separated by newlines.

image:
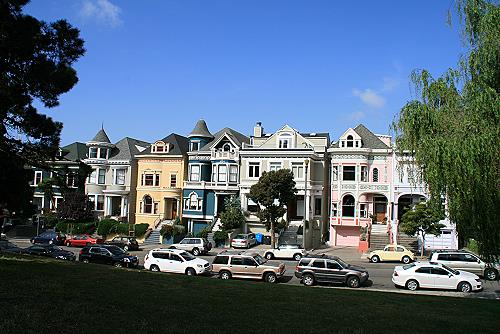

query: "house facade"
xmin=328 ymin=125 xmax=393 ymax=246
xmin=134 ymin=134 xmax=189 ymax=229
xmin=31 ymin=142 xmax=88 ymax=213
xmin=182 ymin=120 xmax=250 ymax=235
xmin=84 ymin=128 xmax=149 ymax=223
xmin=240 ymin=123 xmax=330 ymax=240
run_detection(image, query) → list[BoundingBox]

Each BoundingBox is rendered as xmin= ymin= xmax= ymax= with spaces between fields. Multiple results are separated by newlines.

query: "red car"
xmin=66 ymin=234 xmax=103 ymax=247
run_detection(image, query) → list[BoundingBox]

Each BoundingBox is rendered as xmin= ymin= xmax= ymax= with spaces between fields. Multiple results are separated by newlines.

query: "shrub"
xmin=196 ymin=227 xmax=210 ymax=238
xmin=97 ymin=219 xmax=119 ymax=237
xmin=55 ymin=221 xmax=96 ymax=235
xmin=160 ymin=224 xmax=173 ymax=237
xmin=134 ymin=223 xmax=149 ymax=237
xmin=213 ymin=230 xmax=228 ymax=245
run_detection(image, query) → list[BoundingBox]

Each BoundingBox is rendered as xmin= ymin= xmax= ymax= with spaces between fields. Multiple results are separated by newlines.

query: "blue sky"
xmin=25 ymin=0 xmax=463 ymax=145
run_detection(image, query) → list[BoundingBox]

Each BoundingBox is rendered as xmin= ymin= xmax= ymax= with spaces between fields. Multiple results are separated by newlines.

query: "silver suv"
xmin=169 ymin=238 xmax=212 ymax=256
xmin=429 ymin=250 xmax=499 ymax=280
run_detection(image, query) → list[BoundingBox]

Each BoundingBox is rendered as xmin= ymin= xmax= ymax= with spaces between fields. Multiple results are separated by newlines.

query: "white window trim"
xmin=190 ymin=140 xmax=201 ymax=151
xmin=34 ymin=171 xmax=43 ymax=186
xmin=184 ymin=192 xmax=203 ymax=211
xmin=189 ymin=164 xmax=201 ymax=182
xmin=291 ymin=162 xmax=305 ymax=180
xmin=113 ymin=168 xmax=126 ymax=185
xmin=248 ymin=162 xmax=261 ymax=179
xmin=269 ymin=162 xmax=282 ymax=172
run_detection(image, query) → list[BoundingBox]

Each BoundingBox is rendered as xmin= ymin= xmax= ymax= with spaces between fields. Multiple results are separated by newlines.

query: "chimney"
xmin=254 ymin=122 xmax=263 ymax=138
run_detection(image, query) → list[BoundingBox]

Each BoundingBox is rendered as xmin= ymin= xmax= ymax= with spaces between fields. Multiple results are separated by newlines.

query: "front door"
xmin=171 ymin=200 xmax=177 ymax=219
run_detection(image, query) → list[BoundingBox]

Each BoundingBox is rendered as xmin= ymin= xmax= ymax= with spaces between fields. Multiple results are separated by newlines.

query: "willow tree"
xmin=392 ymin=0 xmax=499 ymax=261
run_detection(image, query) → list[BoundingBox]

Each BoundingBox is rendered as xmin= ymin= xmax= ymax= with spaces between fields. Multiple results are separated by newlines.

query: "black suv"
xmin=294 ymin=254 xmax=369 ymax=288
xmin=79 ymin=244 xmax=139 ymax=268
xmin=105 ymin=236 xmax=139 ymax=251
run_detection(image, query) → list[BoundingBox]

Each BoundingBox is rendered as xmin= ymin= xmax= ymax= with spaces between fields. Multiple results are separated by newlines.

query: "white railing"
xmin=211 ymin=150 xmax=238 ymax=160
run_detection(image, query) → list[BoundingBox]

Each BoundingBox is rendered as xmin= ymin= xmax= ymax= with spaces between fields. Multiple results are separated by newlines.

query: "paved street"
xmin=9 ymin=238 xmax=500 ymax=300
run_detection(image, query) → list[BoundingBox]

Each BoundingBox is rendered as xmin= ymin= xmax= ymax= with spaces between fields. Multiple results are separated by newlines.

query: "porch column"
xmin=176 ymin=199 xmax=180 ymax=219
xmin=105 ymin=196 xmax=111 ymax=216
xmin=120 ymin=196 xmax=125 ymax=217
xmin=214 ymin=194 xmax=219 ymax=217
xmin=305 ymin=190 xmax=310 ymax=221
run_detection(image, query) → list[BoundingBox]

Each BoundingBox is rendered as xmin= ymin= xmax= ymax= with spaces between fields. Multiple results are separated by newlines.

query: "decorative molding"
xmin=359 ymin=184 xmax=389 ymax=191
xmin=342 ymin=184 xmax=356 ymax=190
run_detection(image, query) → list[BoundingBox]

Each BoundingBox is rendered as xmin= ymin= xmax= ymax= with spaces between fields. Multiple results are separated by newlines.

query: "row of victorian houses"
xmin=30 ymin=120 xmax=457 ymax=248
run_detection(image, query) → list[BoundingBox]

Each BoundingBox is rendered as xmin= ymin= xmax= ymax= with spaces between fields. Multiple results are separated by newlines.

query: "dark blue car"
xmin=30 ymin=230 xmax=66 ymax=245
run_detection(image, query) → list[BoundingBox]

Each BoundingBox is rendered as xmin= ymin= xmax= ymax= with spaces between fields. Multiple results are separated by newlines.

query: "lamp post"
xmin=303 ymin=159 xmax=309 ymax=249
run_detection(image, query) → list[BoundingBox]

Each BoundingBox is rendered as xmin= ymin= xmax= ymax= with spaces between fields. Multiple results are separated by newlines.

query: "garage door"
xmin=424 ymin=229 xmax=457 ymax=250
xmin=336 ymin=226 xmax=359 ymax=246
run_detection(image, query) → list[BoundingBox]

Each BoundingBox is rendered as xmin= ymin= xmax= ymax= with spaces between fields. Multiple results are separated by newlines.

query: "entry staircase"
xmin=143 ymin=219 xmax=173 ymax=245
xmin=369 ymin=224 xmax=390 ymax=251
xmin=278 ymin=225 xmax=302 ymax=245
xmin=396 ymin=234 xmax=419 ymax=253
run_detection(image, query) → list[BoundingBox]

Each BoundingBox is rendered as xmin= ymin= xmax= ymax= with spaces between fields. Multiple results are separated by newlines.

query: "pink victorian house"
xmin=328 ymin=125 xmax=393 ymax=246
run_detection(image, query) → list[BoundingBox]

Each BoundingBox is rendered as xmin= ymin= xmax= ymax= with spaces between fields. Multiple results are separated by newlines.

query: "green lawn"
xmin=0 ymin=256 xmax=498 ymax=334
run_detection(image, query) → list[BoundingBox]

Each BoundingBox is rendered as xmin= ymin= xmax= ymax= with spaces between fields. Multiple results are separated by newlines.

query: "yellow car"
xmin=368 ymin=245 xmax=415 ymax=264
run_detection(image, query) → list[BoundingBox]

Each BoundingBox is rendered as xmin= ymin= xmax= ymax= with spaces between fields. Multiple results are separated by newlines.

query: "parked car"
xmin=392 ymin=261 xmax=482 ymax=293
xmin=230 ymin=233 xmax=257 ymax=249
xmin=66 ymin=234 xmax=104 ymax=247
xmin=105 ymin=236 xmax=139 ymax=251
xmin=212 ymin=250 xmax=286 ymax=283
xmin=264 ymin=244 xmax=306 ymax=261
xmin=79 ymin=244 xmax=139 ymax=268
xmin=30 ymin=230 xmax=66 ymax=245
xmin=0 ymin=240 xmax=24 ymax=254
xmin=144 ymin=248 xmax=211 ymax=275
xmin=429 ymin=250 xmax=499 ymax=281
xmin=295 ymin=254 xmax=369 ymax=288
xmin=24 ymin=244 xmax=76 ymax=261
xmin=169 ymin=237 xmax=212 ymax=256
xmin=368 ymin=244 xmax=415 ymax=264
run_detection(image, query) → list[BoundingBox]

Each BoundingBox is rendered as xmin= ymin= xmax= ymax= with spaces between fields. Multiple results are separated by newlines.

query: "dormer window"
xmin=89 ymin=147 xmax=98 ymax=159
xmin=278 ymin=133 xmax=292 ymax=149
xmin=190 ymin=141 xmax=200 ymax=151
xmin=99 ymin=148 xmax=108 ymax=159
xmin=346 ymin=135 xmax=354 ymax=147
xmin=152 ymin=141 xmax=168 ymax=153
xmin=222 ymin=143 xmax=231 ymax=152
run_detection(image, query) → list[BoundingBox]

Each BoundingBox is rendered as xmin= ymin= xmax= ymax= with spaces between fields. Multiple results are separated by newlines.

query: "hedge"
xmin=55 ymin=222 xmax=96 ymax=235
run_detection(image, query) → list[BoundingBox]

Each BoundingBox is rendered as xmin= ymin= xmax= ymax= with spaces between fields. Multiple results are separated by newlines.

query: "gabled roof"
xmin=332 ymin=124 xmax=390 ymax=149
xmin=60 ymin=142 xmax=87 ymax=161
xmin=90 ymin=128 xmax=111 ymax=143
xmin=108 ymin=137 xmax=150 ymax=160
xmin=200 ymin=127 xmax=250 ymax=151
xmin=140 ymin=133 xmax=189 ymax=156
xmin=188 ymin=119 xmax=214 ymax=139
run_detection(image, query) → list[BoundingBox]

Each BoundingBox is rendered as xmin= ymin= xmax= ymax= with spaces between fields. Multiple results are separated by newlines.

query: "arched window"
xmin=342 ymin=195 xmax=355 ymax=217
xmin=222 ymin=143 xmax=231 ymax=152
xmin=373 ymin=168 xmax=379 ymax=182
xmin=143 ymin=195 xmax=153 ymax=214
xmin=278 ymin=133 xmax=292 ymax=149
xmin=185 ymin=192 xmax=202 ymax=211
xmin=346 ymin=135 xmax=354 ymax=147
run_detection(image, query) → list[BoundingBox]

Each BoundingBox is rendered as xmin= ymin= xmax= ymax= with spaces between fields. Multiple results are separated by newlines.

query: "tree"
xmin=400 ymin=202 xmax=446 ymax=256
xmin=220 ymin=196 xmax=245 ymax=231
xmin=392 ymin=0 xmax=499 ymax=261
xmin=249 ymin=169 xmax=297 ymax=248
xmin=57 ymin=192 xmax=94 ymax=222
xmin=0 ymin=0 xmax=85 ymax=214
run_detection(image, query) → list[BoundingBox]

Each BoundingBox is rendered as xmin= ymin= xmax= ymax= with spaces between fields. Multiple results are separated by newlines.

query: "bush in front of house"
xmin=134 ymin=223 xmax=149 ymax=237
xmin=97 ymin=219 xmax=119 ymax=237
xmin=55 ymin=221 xmax=96 ymax=235
xmin=213 ymin=230 xmax=228 ymax=247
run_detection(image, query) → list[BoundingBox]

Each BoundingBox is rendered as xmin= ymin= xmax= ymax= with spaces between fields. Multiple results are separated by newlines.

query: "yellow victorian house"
xmin=134 ymin=133 xmax=189 ymax=229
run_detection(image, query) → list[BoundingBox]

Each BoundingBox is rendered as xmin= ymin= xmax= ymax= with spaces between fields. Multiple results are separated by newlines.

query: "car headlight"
xmin=123 ymin=258 xmax=130 ymax=262
xmin=197 ymin=264 xmax=203 ymax=268
xmin=361 ymin=272 xmax=368 ymax=276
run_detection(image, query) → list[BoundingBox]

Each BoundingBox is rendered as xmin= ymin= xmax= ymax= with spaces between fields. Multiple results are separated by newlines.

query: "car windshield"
xmin=403 ymin=263 xmax=416 ymax=270
xmin=253 ymin=254 xmax=266 ymax=265
xmin=107 ymin=246 xmax=125 ymax=255
xmin=442 ymin=264 xmax=459 ymax=275
xmin=180 ymin=252 xmax=195 ymax=261
xmin=336 ymin=258 xmax=348 ymax=268
xmin=234 ymin=234 xmax=247 ymax=239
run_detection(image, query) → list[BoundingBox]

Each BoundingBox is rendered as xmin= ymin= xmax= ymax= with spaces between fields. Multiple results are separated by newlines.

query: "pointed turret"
xmin=91 ymin=128 xmax=111 ymax=144
xmin=188 ymin=119 xmax=213 ymax=139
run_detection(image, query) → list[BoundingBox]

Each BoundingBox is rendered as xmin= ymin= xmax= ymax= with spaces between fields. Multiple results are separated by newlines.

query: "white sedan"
xmin=392 ymin=262 xmax=482 ymax=293
xmin=264 ymin=244 xmax=306 ymax=261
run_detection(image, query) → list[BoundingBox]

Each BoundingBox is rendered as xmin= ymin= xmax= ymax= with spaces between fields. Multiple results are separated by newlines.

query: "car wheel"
xmin=370 ymin=255 xmax=380 ymax=263
xmin=186 ymin=268 xmax=196 ymax=276
xmin=484 ymin=268 xmax=498 ymax=281
xmin=402 ymin=256 xmax=411 ymax=264
xmin=265 ymin=272 xmax=277 ymax=283
xmin=169 ymin=246 xmax=176 ymax=249
xmin=293 ymin=253 xmax=302 ymax=261
xmin=82 ymin=258 xmax=90 ymax=264
xmin=302 ymin=274 xmax=315 ymax=286
xmin=458 ymin=281 xmax=472 ymax=293
xmin=265 ymin=252 xmax=274 ymax=260
xmin=192 ymin=248 xmax=200 ymax=256
xmin=150 ymin=265 xmax=160 ymax=272
xmin=406 ymin=279 xmax=419 ymax=291
xmin=219 ymin=270 xmax=231 ymax=280
xmin=114 ymin=262 xmax=123 ymax=268
xmin=347 ymin=276 xmax=360 ymax=288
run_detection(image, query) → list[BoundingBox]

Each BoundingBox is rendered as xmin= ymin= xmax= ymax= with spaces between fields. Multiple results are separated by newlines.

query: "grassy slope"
xmin=0 ymin=257 xmax=498 ymax=334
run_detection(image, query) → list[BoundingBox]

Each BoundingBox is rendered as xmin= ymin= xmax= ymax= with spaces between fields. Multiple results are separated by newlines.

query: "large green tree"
xmin=249 ymin=169 xmax=297 ymax=248
xmin=0 ymin=0 xmax=85 ymax=214
xmin=220 ymin=196 xmax=245 ymax=231
xmin=392 ymin=0 xmax=499 ymax=260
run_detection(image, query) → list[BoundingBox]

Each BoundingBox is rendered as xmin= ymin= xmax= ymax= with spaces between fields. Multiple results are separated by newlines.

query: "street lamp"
xmin=303 ymin=159 xmax=309 ymax=249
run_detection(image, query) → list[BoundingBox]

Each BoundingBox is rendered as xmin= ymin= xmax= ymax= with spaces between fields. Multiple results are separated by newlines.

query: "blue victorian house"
xmin=182 ymin=120 xmax=249 ymax=235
